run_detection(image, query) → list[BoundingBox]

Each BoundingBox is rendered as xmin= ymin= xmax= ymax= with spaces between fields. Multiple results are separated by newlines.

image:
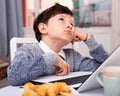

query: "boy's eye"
xmin=59 ymin=18 xmax=64 ymax=21
xmin=71 ymin=23 xmax=74 ymax=27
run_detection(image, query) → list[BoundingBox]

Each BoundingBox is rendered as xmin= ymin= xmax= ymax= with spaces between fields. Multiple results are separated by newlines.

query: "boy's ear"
xmin=38 ymin=23 xmax=48 ymax=34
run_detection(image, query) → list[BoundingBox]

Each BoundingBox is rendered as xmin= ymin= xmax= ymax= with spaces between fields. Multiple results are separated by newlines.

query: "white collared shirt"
xmin=38 ymin=41 xmax=65 ymax=59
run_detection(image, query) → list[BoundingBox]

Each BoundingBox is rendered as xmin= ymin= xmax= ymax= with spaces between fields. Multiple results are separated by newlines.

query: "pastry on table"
xmin=22 ymin=82 xmax=76 ymax=96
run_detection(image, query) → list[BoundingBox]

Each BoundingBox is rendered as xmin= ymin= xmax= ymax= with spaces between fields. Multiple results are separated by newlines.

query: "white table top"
xmin=79 ymin=88 xmax=104 ymax=96
xmin=0 ymin=86 xmax=104 ymax=96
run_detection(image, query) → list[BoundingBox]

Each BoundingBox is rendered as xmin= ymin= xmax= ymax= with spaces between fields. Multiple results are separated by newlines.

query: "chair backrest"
xmin=10 ymin=37 xmax=38 ymax=62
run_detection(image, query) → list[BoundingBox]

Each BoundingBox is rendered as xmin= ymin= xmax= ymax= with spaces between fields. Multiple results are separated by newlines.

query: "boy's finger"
xmin=56 ymin=67 xmax=68 ymax=76
xmin=67 ymin=64 xmax=70 ymax=74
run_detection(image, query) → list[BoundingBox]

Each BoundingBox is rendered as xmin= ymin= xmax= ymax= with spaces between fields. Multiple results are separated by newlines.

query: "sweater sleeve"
xmin=7 ymin=44 xmax=57 ymax=86
xmin=79 ymin=36 xmax=109 ymax=71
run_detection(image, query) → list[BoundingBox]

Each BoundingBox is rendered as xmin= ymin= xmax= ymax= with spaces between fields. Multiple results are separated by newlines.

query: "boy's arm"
xmin=79 ymin=36 xmax=109 ymax=71
xmin=7 ymin=45 xmax=57 ymax=86
xmin=72 ymin=29 xmax=109 ymax=71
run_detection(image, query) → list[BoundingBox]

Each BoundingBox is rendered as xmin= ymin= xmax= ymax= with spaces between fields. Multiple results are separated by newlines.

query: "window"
xmin=73 ymin=0 xmax=111 ymax=27
xmin=22 ymin=0 xmax=111 ymax=28
xmin=22 ymin=0 xmax=36 ymax=28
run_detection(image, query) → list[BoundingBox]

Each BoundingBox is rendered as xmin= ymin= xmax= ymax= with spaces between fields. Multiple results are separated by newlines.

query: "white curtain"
xmin=0 ymin=0 xmax=24 ymax=57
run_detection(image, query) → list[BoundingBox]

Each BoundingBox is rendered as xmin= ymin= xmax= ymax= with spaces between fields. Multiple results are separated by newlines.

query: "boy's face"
xmin=45 ymin=14 xmax=74 ymax=45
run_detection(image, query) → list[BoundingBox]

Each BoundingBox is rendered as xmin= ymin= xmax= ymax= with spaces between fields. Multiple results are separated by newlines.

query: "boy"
xmin=7 ymin=3 xmax=109 ymax=86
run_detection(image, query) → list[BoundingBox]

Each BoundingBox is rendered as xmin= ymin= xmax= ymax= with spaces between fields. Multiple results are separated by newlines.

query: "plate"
xmin=15 ymin=87 xmax=80 ymax=96
xmin=15 ymin=88 xmax=24 ymax=96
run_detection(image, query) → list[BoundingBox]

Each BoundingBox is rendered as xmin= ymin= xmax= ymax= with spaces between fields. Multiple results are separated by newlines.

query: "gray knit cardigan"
xmin=7 ymin=36 xmax=109 ymax=86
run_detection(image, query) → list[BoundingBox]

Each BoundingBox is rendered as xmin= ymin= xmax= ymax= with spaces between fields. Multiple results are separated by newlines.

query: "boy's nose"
xmin=67 ymin=24 xmax=72 ymax=30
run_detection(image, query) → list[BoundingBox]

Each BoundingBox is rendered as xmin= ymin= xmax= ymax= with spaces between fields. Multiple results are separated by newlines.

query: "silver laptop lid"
xmin=78 ymin=45 xmax=120 ymax=92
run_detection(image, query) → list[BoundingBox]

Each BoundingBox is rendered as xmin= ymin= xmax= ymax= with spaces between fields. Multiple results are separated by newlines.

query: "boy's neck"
xmin=42 ymin=40 xmax=64 ymax=53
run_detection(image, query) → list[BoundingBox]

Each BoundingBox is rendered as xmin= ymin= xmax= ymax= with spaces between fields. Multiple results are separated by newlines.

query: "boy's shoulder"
xmin=21 ymin=43 xmax=38 ymax=48
xmin=18 ymin=44 xmax=40 ymax=52
xmin=16 ymin=44 xmax=44 ymax=56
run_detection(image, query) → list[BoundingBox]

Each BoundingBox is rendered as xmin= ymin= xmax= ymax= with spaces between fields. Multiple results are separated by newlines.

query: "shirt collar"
xmin=38 ymin=41 xmax=65 ymax=59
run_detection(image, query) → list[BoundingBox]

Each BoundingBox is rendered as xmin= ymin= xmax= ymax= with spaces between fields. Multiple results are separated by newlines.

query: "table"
xmin=0 ymin=86 xmax=104 ymax=96
xmin=79 ymin=88 xmax=104 ymax=96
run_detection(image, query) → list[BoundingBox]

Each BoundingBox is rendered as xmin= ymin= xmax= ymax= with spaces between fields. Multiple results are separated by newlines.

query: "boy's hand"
xmin=72 ymin=29 xmax=91 ymax=43
xmin=54 ymin=54 xmax=70 ymax=76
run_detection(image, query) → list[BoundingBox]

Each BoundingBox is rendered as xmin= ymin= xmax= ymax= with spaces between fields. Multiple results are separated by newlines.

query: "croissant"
xmin=22 ymin=82 xmax=39 ymax=96
xmin=47 ymin=82 xmax=71 ymax=96
xmin=22 ymin=82 xmax=74 ymax=96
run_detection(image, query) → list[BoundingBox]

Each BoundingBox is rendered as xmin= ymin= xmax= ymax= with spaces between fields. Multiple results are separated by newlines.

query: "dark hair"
xmin=33 ymin=3 xmax=73 ymax=42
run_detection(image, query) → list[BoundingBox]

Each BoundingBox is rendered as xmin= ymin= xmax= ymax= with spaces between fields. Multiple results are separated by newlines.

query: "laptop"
xmin=32 ymin=45 xmax=120 ymax=92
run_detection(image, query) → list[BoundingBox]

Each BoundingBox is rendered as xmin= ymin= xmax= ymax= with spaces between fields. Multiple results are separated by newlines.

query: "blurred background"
xmin=0 ymin=0 xmax=120 ymax=87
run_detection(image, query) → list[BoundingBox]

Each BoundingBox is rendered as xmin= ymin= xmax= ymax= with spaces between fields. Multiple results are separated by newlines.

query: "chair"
xmin=10 ymin=37 xmax=38 ymax=62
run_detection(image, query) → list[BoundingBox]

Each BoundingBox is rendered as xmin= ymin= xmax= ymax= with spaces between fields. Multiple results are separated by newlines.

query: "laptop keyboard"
xmin=49 ymin=74 xmax=91 ymax=85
